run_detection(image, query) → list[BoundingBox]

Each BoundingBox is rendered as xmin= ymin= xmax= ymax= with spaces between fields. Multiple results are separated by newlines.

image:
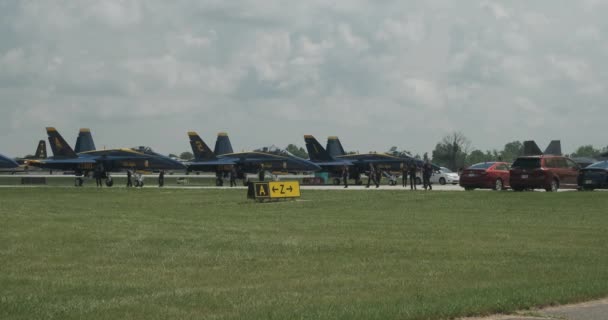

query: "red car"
xmin=509 ymin=155 xmax=580 ymax=192
xmin=459 ymin=162 xmax=511 ymax=191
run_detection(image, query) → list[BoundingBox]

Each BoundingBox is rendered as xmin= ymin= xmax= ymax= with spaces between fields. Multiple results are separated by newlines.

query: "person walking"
xmin=341 ymin=165 xmax=349 ymax=188
xmin=158 ymin=170 xmax=165 ymax=187
xmin=408 ymin=162 xmax=417 ymax=191
xmin=127 ymin=169 xmax=133 ymax=187
xmin=423 ymin=160 xmax=433 ymax=191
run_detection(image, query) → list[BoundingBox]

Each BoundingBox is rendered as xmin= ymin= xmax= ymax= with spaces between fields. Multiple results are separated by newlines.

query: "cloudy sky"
xmin=1 ymin=0 xmax=607 ymax=157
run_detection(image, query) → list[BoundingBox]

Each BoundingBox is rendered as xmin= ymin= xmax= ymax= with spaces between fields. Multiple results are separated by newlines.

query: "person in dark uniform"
xmin=158 ymin=170 xmax=165 ymax=187
xmin=94 ymin=163 xmax=103 ymax=187
xmin=408 ymin=162 xmax=417 ymax=190
xmin=423 ymin=160 xmax=433 ymax=190
xmin=375 ymin=167 xmax=382 ymax=187
xmin=258 ymin=166 xmax=265 ymax=181
xmin=402 ymin=164 xmax=408 ymax=187
xmin=341 ymin=165 xmax=349 ymax=188
xmin=127 ymin=169 xmax=133 ymax=187
xmin=229 ymin=166 xmax=237 ymax=187
xmin=366 ymin=163 xmax=379 ymax=188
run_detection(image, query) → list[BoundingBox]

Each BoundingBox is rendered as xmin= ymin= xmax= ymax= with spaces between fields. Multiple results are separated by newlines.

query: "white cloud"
xmin=0 ymin=1 xmax=607 ymax=156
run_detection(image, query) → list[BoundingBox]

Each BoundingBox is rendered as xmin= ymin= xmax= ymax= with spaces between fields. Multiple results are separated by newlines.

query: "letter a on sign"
xmin=254 ymin=183 xmax=270 ymax=198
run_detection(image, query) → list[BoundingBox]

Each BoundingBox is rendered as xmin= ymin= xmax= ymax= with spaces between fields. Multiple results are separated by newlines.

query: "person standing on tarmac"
xmin=229 ymin=167 xmax=237 ymax=187
xmin=127 ymin=169 xmax=133 ymax=187
xmin=366 ymin=163 xmax=379 ymax=188
xmin=158 ymin=170 xmax=165 ymax=187
xmin=408 ymin=161 xmax=417 ymax=190
xmin=423 ymin=160 xmax=433 ymax=190
xmin=341 ymin=165 xmax=349 ymax=188
xmin=94 ymin=163 xmax=103 ymax=187
xmin=402 ymin=165 xmax=408 ymax=187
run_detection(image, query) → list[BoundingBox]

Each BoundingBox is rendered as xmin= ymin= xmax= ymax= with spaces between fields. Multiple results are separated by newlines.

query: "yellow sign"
xmin=268 ymin=181 xmax=301 ymax=198
xmin=251 ymin=181 xmax=301 ymax=200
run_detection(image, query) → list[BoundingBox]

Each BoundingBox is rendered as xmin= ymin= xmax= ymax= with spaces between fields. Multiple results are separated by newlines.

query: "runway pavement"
xmin=461 ymin=298 xmax=608 ymax=320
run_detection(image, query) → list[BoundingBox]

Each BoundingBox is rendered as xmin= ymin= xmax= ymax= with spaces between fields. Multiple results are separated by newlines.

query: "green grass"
xmin=1 ymin=188 xmax=607 ymax=319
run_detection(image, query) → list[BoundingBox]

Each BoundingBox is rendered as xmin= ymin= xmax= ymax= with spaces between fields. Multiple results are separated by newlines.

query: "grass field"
xmin=1 ymin=188 xmax=607 ymax=320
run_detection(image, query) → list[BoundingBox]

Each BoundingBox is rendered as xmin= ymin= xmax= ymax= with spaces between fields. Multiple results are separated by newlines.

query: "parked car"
xmin=430 ymin=167 xmax=459 ymax=185
xmin=509 ymin=155 xmax=580 ymax=192
xmin=459 ymin=162 xmax=510 ymax=191
xmin=578 ymin=160 xmax=608 ymax=191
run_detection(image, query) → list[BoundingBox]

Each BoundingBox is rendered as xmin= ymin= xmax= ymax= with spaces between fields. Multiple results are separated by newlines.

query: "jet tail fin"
xmin=304 ymin=135 xmax=334 ymax=161
xmin=46 ymin=127 xmax=78 ymax=158
xmin=188 ymin=132 xmax=216 ymax=160
xmin=544 ymin=140 xmax=562 ymax=155
xmin=326 ymin=136 xmax=346 ymax=157
xmin=74 ymin=128 xmax=96 ymax=153
xmin=523 ymin=140 xmax=543 ymax=156
xmin=214 ymin=132 xmax=233 ymax=155
xmin=34 ymin=140 xmax=47 ymax=159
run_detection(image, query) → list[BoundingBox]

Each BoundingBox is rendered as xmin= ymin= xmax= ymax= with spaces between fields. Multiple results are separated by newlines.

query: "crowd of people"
xmin=340 ymin=160 xmax=435 ymax=190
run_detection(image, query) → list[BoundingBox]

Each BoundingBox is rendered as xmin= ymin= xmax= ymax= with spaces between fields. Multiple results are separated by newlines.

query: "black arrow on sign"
xmin=287 ymin=186 xmax=293 ymax=192
xmin=272 ymin=187 xmax=279 ymax=192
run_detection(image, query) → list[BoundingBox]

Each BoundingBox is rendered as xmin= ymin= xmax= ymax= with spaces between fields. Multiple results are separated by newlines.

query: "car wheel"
xmin=439 ymin=177 xmax=446 ymax=185
xmin=493 ymin=179 xmax=503 ymax=191
xmin=355 ymin=179 xmax=363 ymax=185
xmin=415 ymin=177 xmax=422 ymax=185
xmin=512 ymin=187 xmax=524 ymax=192
xmin=215 ymin=178 xmax=223 ymax=186
xmin=545 ymin=179 xmax=559 ymax=192
xmin=333 ymin=178 xmax=341 ymax=185
xmin=105 ymin=179 xmax=114 ymax=187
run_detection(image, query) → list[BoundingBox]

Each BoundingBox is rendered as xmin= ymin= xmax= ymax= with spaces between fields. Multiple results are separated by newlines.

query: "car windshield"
xmin=440 ymin=167 xmax=453 ymax=173
xmin=512 ymin=158 xmax=541 ymax=169
xmin=468 ymin=162 xmax=494 ymax=170
xmin=587 ymin=161 xmax=608 ymax=169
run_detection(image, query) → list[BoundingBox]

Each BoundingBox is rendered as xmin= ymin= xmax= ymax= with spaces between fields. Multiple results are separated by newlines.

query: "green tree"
xmin=285 ymin=144 xmax=308 ymax=159
xmin=431 ymin=132 xmax=470 ymax=170
xmin=466 ymin=150 xmax=490 ymax=166
xmin=499 ymin=141 xmax=523 ymax=163
xmin=168 ymin=153 xmax=178 ymax=159
xmin=571 ymin=145 xmax=601 ymax=158
xmin=179 ymin=152 xmax=194 ymax=161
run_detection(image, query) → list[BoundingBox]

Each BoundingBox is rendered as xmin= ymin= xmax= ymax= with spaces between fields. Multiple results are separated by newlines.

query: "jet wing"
xmin=189 ymin=159 xmax=237 ymax=166
xmin=0 ymin=153 xmax=19 ymax=168
xmin=313 ymin=161 xmax=353 ymax=166
xmin=30 ymin=158 xmax=97 ymax=165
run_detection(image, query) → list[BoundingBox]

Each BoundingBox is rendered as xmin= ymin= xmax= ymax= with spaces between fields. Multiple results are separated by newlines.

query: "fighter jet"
xmin=305 ymin=135 xmax=433 ymax=185
xmin=28 ymin=127 xmax=185 ymax=186
xmin=187 ymin=132 xmax=321 ymax=186
xmin=15 ymin=140 xmax=47 ymax=165
xmin=0 ymin=153 xmax=19 ymax=169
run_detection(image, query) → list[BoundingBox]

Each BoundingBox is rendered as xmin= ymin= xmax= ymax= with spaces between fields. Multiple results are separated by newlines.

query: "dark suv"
xmin=509 ymin=155 xmax=580 ymax=192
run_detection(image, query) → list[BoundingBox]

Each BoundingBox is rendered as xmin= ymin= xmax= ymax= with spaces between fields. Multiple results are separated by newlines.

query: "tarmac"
xmin=461 ymin=298 xmax=608 ymax=320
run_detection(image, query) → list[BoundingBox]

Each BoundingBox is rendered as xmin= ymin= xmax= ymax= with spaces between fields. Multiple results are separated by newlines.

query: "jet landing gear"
xmin=105 ymin=173 xmax=114 ymax=187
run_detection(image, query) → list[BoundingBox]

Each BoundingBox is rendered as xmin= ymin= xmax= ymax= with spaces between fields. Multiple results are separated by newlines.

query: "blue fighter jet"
xmin=28 ymin=127 xmax=185 ymax=186
xmin=187 ymin=132 xmax=321 ymax=186
xmin=305 ymin=135 xmax=436 ymax=185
